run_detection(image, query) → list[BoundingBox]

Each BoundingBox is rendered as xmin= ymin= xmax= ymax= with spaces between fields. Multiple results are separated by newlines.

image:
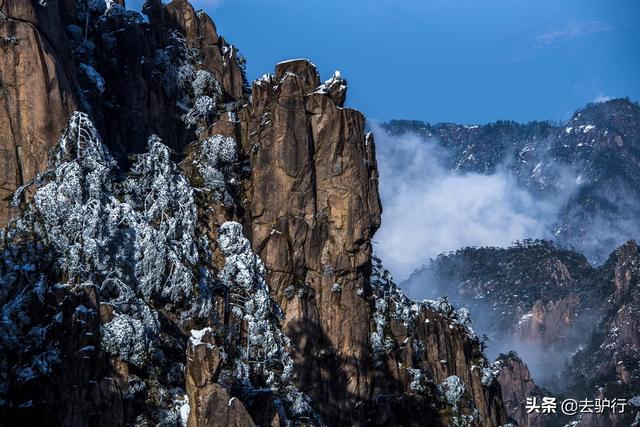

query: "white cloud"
xmin=535 ymin=20 xmax=615 ymax=47
xmin=593 ymin=95 xmax=611 ymax=103
xmin=372 ymin=124 xmax=559 ymax=281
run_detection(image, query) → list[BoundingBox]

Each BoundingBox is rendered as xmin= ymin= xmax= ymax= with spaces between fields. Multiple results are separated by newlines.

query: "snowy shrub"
xmin=31 ymin=112 xmax=117 ymax=278
xmin=4 ymin=113 xmax=210 ymax=369
xmin=192 ymin=70 xmax=223 ymax=99
xmin=102 ymin=0 xmax=143 ymax=24
xmin=183 ymin=96 xmax=217 ymax=128
xmin=423 ymin=297 xmax=477 ymax=339
xmin=285 ymin=386 xmax=316 ymax=417
xmin=159 ymin=35 xmax=226 ymax=130
xmin=370 ymin=255 xmax=419 ymax=333
xmin=101 ymin=307 xmax=160 ymax=368
xmin=437 ymin=375 xmax=466 ymax=410
xmin=371 ymin=296 xmax=394 ymax=360
xmin=122 ymin=136 xmax=203 ymax=307
xmin=195 ymin=134 xmax=238 ymax=205
xmin=216 ymin=222 xmax=323 ymax=423
xmin=480 ymin=365 xmax=499 ymax=386
xmin=407 ymin=368 xmax=427 ymax=393
xmin=217 ymin=222 xmax=291 ymax=377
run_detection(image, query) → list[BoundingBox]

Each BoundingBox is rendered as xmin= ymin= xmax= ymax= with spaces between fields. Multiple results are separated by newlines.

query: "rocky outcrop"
xmin=515 ymin=294 xmax=581 ymax=344
xmin=0 ymin=0 xmax=79 ymax=225
xmin=238 ymin=60 xmax=506 ymax=426
xmin=239 ymin=58 xmax=382 ymax=424
xmin=565 ymin=241 xmax=640 ymax=427
xmin=495 ymin=352 xmax=545 ymax=427
xmin=185 ymin=329 xmax=256 ymax=427
xmin=72 ymin=0 xmax=247 ymax=160
xmin=164 ymin=0 xmax=245 ymax=99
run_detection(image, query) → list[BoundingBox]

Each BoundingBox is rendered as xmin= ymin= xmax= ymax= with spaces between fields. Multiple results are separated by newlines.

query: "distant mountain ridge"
xmin=382 ymin=98 xmax=640 ymax=264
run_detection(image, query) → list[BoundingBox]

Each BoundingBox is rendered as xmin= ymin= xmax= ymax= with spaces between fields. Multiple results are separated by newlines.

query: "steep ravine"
xmin=0 ymin=1 xmax=507 ymax=426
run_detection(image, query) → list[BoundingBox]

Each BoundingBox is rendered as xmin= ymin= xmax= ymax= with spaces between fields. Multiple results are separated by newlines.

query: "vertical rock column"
xmin=239 ymin=59 xmax=382 ymax=423
xmin=0 ymin=0 xmax=78 ymax=226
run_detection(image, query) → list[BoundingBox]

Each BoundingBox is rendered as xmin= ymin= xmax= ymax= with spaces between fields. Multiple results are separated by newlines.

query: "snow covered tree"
xmin=0 ymin=110 xmax=321 ymax=425
xmin=194 ymin=134 xmax=239 ymax=206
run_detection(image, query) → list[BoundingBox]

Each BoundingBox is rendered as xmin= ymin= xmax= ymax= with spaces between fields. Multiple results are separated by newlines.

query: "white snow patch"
xmin=190 ymin=327 xmax=213 ymax=347
xmin=179 ymin=395 xmax=190 ymax=426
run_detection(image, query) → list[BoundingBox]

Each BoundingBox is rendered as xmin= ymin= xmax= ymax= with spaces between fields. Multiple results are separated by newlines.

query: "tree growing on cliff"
xmin=0 ymin=111 xmax=321 ymax=425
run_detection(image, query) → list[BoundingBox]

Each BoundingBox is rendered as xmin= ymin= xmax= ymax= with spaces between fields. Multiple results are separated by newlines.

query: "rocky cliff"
xmin=565 ymin=241 xmax=640 ymax=427
xmin=0 ymin=1 xmax=507 ymax=425
xmin=0 ymin=0 xmax=79 ymax=225
xmin=406 ymin=240 xmax=640 ymax=426
xmin=494 ymin=352 xmax=545 ymax=427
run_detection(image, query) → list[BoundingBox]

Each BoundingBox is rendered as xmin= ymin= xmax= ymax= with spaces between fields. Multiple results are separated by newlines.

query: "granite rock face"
xmin=0 ymin=0 xmax=79 ymax=224
xmin=238 ymin=59 xmax=506 ymax=426
xmin=239 ymin=58 xmax=382 ymax=422
xmin=495 ymin=353 xmax=545 ymax=427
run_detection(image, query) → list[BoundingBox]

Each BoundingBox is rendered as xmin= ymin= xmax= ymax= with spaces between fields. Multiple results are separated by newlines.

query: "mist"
xmin=370 ymin=123 xmax=634 ymax=390
xmin=371 ymin=124 xmax=565 ymax=282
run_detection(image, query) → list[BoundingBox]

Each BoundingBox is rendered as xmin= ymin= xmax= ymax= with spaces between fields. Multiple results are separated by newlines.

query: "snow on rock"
xmin=314 ymin=70 xmax=346 ymax=94
xmin=313 ymin=70 xmax=347 ymax=106
xmin=179 ymin=395 xmax=190 ymax=426
xmin=189 ymin=327 xmax=214 ymax=347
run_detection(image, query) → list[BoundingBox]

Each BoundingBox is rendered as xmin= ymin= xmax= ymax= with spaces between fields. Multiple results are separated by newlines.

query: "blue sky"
xmin=130 ymin=0 xmax=639 ymax=124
